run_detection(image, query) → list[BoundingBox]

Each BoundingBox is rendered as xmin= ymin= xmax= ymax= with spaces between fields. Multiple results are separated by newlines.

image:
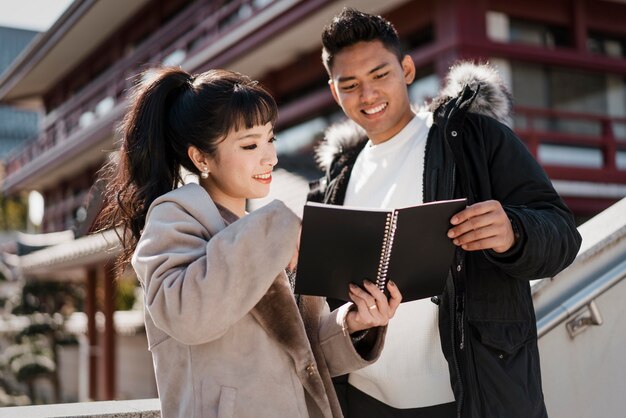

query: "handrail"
xmin=537 ymin=258 xmax=626 ymax=338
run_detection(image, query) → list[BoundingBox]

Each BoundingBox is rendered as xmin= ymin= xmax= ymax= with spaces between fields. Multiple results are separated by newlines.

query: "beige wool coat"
xmin=132 ymin=183 xmax=385 ymax=418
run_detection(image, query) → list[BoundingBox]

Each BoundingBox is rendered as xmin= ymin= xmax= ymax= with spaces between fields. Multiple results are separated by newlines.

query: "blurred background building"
xmin=0 ymin=0 xmax=624 ymax=415
xmin=0 ymin=27 xmax=39 ymax=159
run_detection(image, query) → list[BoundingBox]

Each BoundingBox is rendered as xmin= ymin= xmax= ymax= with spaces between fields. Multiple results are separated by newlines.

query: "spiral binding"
xmin=376 ymin=210 xmax=399 ymax=292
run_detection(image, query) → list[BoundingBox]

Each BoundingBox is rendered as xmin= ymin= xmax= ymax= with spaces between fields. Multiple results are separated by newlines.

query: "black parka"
xmin=307 ymin=84 xmax=582 ymax=417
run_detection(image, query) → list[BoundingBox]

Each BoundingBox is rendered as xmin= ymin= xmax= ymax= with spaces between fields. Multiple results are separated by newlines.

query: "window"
xmin=511 ymin=62 xmax=626 ymax=169
xmin=512 ymin=63 xmax=621 ymax=134
xmin=486 ymin=12 xmax=570 ymax=48
xmin=588 ymin=32 xmax=626 ymax=58
xmin=509 ymin=19 xmax=570 ymax=48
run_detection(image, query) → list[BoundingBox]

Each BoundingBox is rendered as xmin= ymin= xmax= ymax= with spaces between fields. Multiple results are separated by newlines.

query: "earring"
xmin=200 ymin=168 xmax=209 ymax=179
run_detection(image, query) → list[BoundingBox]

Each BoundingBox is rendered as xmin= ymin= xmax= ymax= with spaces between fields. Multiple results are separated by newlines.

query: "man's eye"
xmin=341 ymin=83 xmax=357 ymax=91
xmin=374 ymin=72 xmax=389 ymax=79
xmin=242 ymin=144 xmax=257 ymax=150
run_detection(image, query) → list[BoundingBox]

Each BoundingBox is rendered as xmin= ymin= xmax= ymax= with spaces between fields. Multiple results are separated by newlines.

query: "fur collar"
xmin=315 ymin=61 xmax=513 ymax=172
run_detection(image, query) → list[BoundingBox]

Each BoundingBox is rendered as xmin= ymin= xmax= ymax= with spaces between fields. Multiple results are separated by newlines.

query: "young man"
xmin=308 ymin=8 xmax=582 ymax=418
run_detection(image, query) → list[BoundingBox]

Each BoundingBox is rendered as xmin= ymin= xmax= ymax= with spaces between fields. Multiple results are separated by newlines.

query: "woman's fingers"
xmin=350 ymin=281 xmax=399 ymax=321
xmin=348 ymin=286 xmax=376 ymax=325
xmin=386 ymin=281 xmax=402 ymax=317
xmin=362 ymin=280 xmax=389 ymax=318
xmin=345 ymin=278 xmax=404 ymax=333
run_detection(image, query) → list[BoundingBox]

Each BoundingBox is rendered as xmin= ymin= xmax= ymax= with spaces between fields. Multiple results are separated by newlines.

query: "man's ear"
xmin=401 ymin=55 xmax=416 ymax=85
xmin=329 ymin=79 xmax=340 ymax=105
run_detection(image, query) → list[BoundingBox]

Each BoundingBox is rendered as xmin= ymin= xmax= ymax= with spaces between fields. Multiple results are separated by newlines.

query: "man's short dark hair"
xmin=321 ymin=8 xmax=403 ymax=75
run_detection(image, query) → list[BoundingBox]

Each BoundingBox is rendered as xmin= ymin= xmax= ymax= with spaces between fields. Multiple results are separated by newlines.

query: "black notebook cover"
xmin=294 ymin=198 xmax=467 ymax=302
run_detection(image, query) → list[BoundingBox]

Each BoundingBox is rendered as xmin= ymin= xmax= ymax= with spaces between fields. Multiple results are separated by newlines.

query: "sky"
xmin=0 ymin=0 xmax=74 ymax=31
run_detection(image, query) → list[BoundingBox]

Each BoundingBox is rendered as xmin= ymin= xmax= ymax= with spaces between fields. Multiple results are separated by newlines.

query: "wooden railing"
xmin=514 ymin=106 xmax=626 ymax=183
xmin=3 ymin=0 xmax=279 ymax=179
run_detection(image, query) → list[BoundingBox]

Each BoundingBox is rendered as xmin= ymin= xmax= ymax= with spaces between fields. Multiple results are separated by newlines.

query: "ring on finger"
xmin=368 ymin=304 xmax=377 ymax=310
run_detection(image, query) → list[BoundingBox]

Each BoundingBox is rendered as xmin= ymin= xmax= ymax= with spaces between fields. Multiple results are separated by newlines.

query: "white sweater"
xmin=344 ymin=113 xmax=455 ymax=408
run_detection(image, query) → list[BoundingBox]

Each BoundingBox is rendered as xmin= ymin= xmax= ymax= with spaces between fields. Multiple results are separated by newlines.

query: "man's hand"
xmin=447 ymin=200 xmax=515 ymax=253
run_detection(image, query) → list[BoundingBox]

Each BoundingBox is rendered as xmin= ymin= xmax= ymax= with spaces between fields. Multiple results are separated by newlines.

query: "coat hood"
xmin=315 ymin=61 xmax=513 ymax=171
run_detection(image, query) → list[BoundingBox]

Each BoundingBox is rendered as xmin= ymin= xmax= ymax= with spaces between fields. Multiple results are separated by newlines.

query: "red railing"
xmin=514 ymin=106 xmax=626 ymax=184
xmin=3 ymin=0 xmax=278 ymax=180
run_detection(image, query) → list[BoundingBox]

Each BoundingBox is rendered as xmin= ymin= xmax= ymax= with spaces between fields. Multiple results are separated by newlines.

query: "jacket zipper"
xmin=457 ymin=260 xmax=466 ymax=351
xmin=451 ymin=257 xmax=464 ymax=418
xmin=445 ymin=108 xmax=465 ymax=417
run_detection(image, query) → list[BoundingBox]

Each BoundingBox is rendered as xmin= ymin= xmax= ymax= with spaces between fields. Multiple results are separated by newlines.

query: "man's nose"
xmin=360 ymin=81 xmax=378 ymax=103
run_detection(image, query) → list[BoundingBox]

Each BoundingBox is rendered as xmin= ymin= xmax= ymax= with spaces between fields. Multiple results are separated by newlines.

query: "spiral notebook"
xmin=294 ymin=198 xmax=467 ymax=302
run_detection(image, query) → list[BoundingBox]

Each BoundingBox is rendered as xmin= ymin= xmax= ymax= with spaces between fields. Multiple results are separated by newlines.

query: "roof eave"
xmin=0 ymin=0 xmax=96 ymax=102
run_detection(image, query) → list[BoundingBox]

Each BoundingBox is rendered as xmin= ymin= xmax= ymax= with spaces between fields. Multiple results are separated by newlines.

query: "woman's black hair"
xmin=98 ymin=67 xmax=277 ymax=269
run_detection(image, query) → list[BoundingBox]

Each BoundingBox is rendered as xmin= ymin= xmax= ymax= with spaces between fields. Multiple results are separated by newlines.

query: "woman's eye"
xmin=242 ymin=144 xmax=257 ymax=150
xmin=269 ymin=136 xmax=278 ymax=143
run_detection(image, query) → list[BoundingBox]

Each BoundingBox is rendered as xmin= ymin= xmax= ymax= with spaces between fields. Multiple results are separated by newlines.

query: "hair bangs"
xmin=226 ymin=86 xmax=278 ymax=133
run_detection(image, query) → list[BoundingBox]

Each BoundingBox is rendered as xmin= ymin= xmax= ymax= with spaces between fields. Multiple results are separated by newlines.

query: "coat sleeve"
xmin=132 ymin=199 xmax=300 ymax=345
xmin=472 ymin=114 xmax=582 ymax=280
xmin=316 ymin=302 xmax=386 ymax=376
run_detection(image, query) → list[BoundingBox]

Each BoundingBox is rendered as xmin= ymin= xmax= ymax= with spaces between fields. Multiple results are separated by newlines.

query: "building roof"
xmin=65 ymin=310 xmax=145 ymax=337
xmin=18 ymin=229 xmax=121 ymax=280
xmin=0 ymin=0 xmax=409 ymax=104
xmin=15 ymin=230 xmax=75 ymax=256
xmin=0 ymin=0 xmax=151 ymax=103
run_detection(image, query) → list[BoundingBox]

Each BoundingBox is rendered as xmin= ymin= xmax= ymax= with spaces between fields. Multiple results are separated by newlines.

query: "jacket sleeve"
xmin=317 ymin=302 xmax=386 ymax=376
xmin=473 ymin=114 xmax=582 ymax=280
xmin=132 ymin=200 xmax=300 ymax=345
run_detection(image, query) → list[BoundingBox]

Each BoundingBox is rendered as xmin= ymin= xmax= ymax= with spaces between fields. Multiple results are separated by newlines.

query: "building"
xmin=0 ymin=0 xmax=625 ymax=402
xmin=0 ymin=26 xmax=39 ymax=160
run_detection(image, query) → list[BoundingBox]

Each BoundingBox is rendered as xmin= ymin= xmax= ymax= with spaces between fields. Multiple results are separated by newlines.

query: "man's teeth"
xmin=364 ymin=103 xmax=387 ymax=115
xmin=254 ymin=173 xmax=271 ymax=179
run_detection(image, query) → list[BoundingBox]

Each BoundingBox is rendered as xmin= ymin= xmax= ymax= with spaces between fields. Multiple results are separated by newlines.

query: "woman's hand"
xmin=345 ymin=280 xmax=402 ymax=333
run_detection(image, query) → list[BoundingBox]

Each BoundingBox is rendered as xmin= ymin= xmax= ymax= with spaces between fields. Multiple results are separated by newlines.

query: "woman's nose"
xmin=262 ymin=146 xmax=278 ymax=167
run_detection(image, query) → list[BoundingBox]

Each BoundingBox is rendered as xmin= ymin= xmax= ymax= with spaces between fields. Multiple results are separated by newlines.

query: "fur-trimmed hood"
xmin=315 ymin=61 xmax=513 ymax=172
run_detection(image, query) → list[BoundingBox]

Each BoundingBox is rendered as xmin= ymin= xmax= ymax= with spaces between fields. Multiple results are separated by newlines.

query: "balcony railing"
xmin=3 ymin=0 xmax=279 ymax=181
xmin=514 ymin=106 xmax=626 ymax=183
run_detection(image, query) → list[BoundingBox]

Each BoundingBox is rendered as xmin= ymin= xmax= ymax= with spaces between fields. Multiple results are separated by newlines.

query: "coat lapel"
xmin=249 ymin=273 xmax=334 ymax=417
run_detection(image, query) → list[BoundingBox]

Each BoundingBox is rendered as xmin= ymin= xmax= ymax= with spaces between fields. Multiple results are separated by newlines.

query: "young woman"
xmin=99 ymin=67 xmax=401 ymax=418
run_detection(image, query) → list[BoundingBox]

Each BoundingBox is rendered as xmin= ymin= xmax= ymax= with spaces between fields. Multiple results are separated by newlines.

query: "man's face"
xmin=329 ymin=40 xmax=415 ymax=145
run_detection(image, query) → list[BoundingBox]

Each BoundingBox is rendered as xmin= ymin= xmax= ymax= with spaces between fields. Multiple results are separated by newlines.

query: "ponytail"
xmin=98 ymin=68 xmax=193 ymax=268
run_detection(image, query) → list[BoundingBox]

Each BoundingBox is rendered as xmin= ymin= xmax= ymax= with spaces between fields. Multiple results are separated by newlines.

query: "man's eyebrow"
xmin=337 ymin=63 xmax=389 ymax=83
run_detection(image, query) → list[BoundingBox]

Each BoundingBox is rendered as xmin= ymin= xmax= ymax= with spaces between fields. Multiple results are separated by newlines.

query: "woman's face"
xmin=203 ymin=122 xmax=277 ymax=213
